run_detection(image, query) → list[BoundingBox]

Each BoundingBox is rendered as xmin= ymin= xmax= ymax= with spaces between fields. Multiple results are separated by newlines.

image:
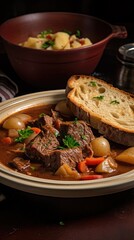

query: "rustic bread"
xmin=66 ymin=75 xmax=134 ymax=146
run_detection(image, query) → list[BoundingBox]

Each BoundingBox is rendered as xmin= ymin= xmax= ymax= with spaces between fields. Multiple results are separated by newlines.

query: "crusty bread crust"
xmin=66 ymin=75 xmax=134 ymax=146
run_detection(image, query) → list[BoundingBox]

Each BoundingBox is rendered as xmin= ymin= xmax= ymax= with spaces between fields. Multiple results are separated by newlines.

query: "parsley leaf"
xmin=74 ymin=117 xmax=78 ymax=124
xmin=93 ymin=95 xmax=104 ymax=100
xmin=40 ymin=29 xmax=52 ymax=38
xmin=110 ymin=100 xmax=120 ymax=104
xmin=39 ymin=113 xmax=46 ymax=118
xmin=42 ymin=40 xmax=54 ymax=49
xmin=81 ymin=135 xmax=87 ymax=140
xmin=75 ymin=30 xmax=81 ymax=38
xmin=89 ymin=81 xmax=97 ymax=87
xmin=15 ymin=126 xmax=34 ymax=143
xmin=62 ymin=135 xmax=80 ymax=148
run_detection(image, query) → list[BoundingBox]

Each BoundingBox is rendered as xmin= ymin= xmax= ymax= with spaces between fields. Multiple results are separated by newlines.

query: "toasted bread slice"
xmin=66 ymin=75 xmax=134 ymax=146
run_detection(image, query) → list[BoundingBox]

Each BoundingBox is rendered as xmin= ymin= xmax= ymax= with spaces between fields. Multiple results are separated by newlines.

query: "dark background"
xmin=0 ymin=0 xmax=134 ymax=25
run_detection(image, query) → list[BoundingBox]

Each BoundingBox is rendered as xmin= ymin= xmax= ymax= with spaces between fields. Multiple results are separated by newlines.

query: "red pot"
xmin=0 ymin=12 xmax=127 ymax=90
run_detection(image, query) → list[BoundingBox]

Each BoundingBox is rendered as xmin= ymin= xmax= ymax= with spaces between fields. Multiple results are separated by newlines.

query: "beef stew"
xmin=0 ymin=104 xmax=133 ymax=181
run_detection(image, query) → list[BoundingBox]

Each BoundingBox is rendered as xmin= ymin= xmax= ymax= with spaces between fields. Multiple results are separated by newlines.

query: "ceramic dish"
xmin=0 ymin=89 xmax=134 ymax=198
xmin=0 ymin=12 xmax=127 ymax=90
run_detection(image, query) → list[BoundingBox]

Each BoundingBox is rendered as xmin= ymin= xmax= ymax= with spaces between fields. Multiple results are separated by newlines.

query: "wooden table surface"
xmin=0 ymin=184 xmax=134 ymax=240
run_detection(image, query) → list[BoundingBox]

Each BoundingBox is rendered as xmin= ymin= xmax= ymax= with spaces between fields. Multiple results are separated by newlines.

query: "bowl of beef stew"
xmin=0 ymin=89 xmax=134 ymax=198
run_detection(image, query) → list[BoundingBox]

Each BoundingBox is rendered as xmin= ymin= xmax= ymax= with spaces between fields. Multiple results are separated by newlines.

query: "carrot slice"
xmin=80 ymin=174 xmax=103 ymax=180
xmin=77 ymin=160 xmax=88 ymax=173
xmin=1 ymin=136 xmax=12 ymax=144
xmin=85 ymin=157 xmax=105 ymax=166
xmin=30 ymin=127 xmax=41 ymax=134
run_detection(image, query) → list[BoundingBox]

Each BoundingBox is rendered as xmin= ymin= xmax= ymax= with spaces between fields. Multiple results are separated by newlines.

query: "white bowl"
xmin=0 ymin=89 xmax=134 ymax=198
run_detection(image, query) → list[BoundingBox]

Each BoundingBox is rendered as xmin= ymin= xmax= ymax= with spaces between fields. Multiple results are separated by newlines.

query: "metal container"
xmin=116 ymin=43 xmax=134 ymax=93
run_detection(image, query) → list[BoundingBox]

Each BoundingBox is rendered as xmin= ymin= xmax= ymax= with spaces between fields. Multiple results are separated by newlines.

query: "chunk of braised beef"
xmin=26 ymin=144 xmax=83 ymax=172
xmin=10 ymin=157 xmax=31 ymax=175
xmin=44 ymin=147 xmax=83 ymax=172
xmin=25 ymin=128 xmax=60 ymax=161
xmin=51 ymin=109 xmax=63 ymax=131
xmin=25 ymin=112 xmax=95 ymax=173
xmin=27 ymin=114 xmax=54 ymax=128
xmin=38 ymin=110 xmax=64 ymax=129
xmin=59 ymin=120 xmax=94 ymax=149
xmin=82 ymin=144 xmax=93 ymax=158
xmin=27 ymin=114 xmax=60 ymax=137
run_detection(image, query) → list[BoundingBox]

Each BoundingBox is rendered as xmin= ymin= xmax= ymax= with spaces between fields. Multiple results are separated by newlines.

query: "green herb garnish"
xmin=40 ymin=29 xmax=52 ymax=38
xmin=110 ymin=100 xmax=120 ymax=104
xmin=15 ymin=126 xmax=34 ymax=143
xmin=42 ymin=40 xmax=55 ymax=49
xmin=81 ymin=135 xmax=87 ymax=140
xmin=93 ymin=95 xmax=104 ymax=100
xmin=55 ymin=130 xmax=60 ymax=137
xmin=89 ymin=81 xmax=97 ymax=87
xmin=75 ymin=30 xmax=81 ymax=38
xmin=62 ymin=135 xmax=80 ymax=149
xmin=39 ymin=113 xmax=46 ymax=118
xmin=74 ymin=117 xmax=78 ymax=124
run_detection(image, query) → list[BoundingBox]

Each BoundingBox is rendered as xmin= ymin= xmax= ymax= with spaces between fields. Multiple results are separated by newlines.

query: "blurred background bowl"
xmin=0 ymin=12 xmax=127 ymax=90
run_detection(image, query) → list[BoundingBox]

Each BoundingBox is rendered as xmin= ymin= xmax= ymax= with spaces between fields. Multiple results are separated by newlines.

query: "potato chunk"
xmin=115 ymin=147 xmax=134 ymax=165
xmin=84 ymin=38 xmax=92 ymax=46
xmin=53 ymin=32 xmax=69 ymax=50
xmin=55 ymin=163 xmax=80 ymax=179
xmin=95 ymin=156 xmax=118 ymax=173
